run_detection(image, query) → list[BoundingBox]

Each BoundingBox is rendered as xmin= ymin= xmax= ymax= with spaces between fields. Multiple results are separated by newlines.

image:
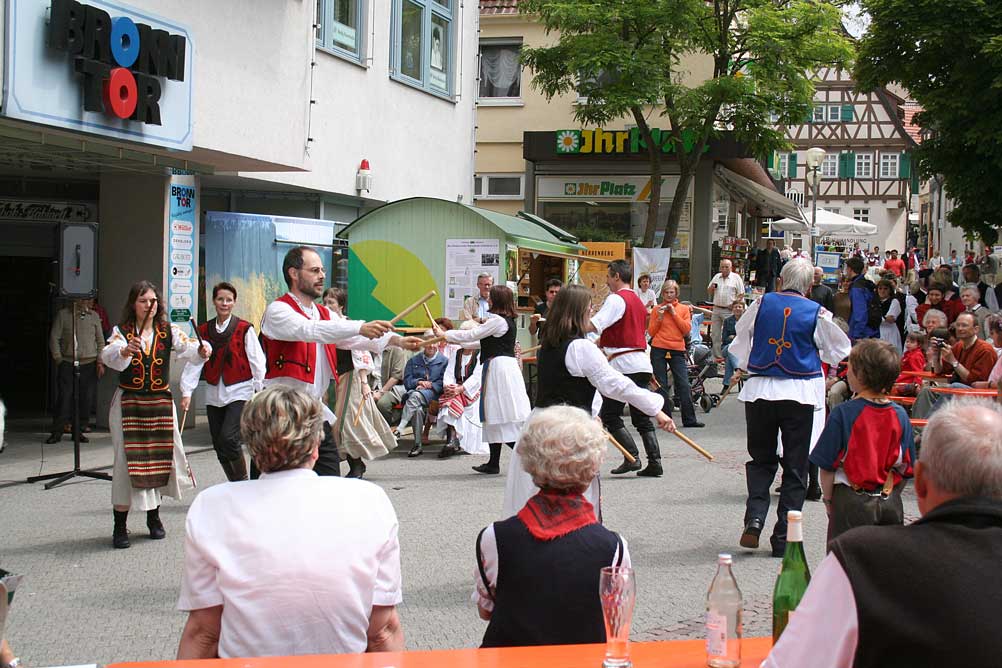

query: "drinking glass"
xmin=600 ymin=566 xmax=636 ymax=668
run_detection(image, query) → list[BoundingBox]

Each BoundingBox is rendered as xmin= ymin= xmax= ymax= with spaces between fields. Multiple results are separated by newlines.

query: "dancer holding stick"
xmin=180 ymin=282 xmax=266 ymax=482
xmin=502 ymin=284 xmax=676 ymax=518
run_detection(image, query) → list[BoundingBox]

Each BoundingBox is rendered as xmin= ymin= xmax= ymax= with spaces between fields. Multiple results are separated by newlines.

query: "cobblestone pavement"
xmin=0 ymin=385 xmax=919 ymax=666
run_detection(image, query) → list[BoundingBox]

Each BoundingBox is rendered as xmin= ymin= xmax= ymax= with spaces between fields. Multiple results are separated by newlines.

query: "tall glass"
xmin=600 ymin=566 xmax=636 ymax=668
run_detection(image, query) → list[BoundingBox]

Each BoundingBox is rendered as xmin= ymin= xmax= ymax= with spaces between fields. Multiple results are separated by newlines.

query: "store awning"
xmin=714 ymin=164 xmax=805 ymax=222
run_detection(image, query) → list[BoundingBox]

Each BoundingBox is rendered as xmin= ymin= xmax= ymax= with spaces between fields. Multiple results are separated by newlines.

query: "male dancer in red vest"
xmin=260 ymin=246 xmax=422 ymax=476
xmin=590 ymin=259 xmax=664 ymax=477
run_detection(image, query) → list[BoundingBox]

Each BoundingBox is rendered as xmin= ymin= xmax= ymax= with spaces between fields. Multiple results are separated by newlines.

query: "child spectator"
xmin=896 ymin=331 xmax=927 ymax=385
xmin=810 ymin=339 xmax=916 ymax=542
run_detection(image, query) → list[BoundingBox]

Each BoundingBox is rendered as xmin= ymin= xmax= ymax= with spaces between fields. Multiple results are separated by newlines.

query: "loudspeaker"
xmin=59 ymin=222 xmax=99 ymax=298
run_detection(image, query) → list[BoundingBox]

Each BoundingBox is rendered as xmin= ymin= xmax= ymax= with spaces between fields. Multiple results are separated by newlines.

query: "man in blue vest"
xmin=729 ymin=259 xmax=852 ymax=557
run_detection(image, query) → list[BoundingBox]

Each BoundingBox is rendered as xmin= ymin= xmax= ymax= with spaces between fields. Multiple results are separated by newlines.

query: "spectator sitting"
xmin=176 ymin=386 xmax=404 ymax=659
xmin=962 ymin=263 xmax=999 ymax=311
xmin=811 ymin=340 xmax=915 ymax=542
xmin=473 ymin=406 xmax=630 ymax=648
xmin=895 ymin=332 xmax=928 ymax=387
xmin=845 ymin=255 xmax=878 ymax=341
xmin=971 ymin=316 xmax=1002 ymax=390
xmin=763 ymin=399 xmax=1002 ymax=668
xmin=960 ymin=284 xmax=991 ymax=339
xmin=373 ymin=344 xmax=412 ymax=428
xmin=911 ymin=312 xmax=998 ymax=419
xmin=396 ymin=335 xmax=448 ymax=458
xmin=437 ymin=320 xmax=483 ymax=459
xmin=720 ymin=298 xmax=746 ymax=392
xmin=916 ymin=283 xmax=961 ymax=326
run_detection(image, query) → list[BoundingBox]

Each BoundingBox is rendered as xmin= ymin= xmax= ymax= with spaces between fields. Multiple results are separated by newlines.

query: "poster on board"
xmin=580 ymin=242 xmax=626 ymax=309
xmin=445 ymin=239 xmax=501 ymax=320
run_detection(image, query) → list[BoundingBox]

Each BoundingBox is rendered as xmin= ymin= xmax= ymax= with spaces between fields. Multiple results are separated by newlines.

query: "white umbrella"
xmin=770 ymin=209 xmax=879 ymax=237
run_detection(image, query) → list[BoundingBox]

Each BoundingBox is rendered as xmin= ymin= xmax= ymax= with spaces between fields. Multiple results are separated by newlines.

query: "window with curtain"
xmin=316 ymin=0 xmax=365 ymax=62
xmin=393 ymin=0 xmax=453 ymax=96
xmin=479 ymin=42 xmax=521 ymax=99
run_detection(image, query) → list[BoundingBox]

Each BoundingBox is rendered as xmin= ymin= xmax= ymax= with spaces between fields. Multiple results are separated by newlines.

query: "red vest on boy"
xmin=260 ymin=294 xmax=339 ymax=384
xmin=599 ymin=288 xmax=647 ymax=348
xmin=197 ymin=318 xmax=254 ymax=386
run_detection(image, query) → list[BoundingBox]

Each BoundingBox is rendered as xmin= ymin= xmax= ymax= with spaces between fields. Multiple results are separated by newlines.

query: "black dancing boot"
xmin=636 ymin=431 xmax=663 ymax=477
xmin=608 ymin=428 xmax=642 ymax=474
xmin=228 ymin=455 xmax=249 ymax=482
xmin=346 ymin=456 xmax=367 ymax=479
xmin=113 ymin=510 xmax=130 ymax=549
xmin=806 ymin=464 xmax=822 ymax=501
xmin=146 ymin=507 xmax=166 ymax=540
xmin=473 ymin=443 xmax=502 ymax=474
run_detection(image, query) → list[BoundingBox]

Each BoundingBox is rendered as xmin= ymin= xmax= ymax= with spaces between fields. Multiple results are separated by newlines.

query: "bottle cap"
xmin=717 ymin=553 xmax=732 ymax=564
xmin=787 ymin=510 xmax=803 ymax=522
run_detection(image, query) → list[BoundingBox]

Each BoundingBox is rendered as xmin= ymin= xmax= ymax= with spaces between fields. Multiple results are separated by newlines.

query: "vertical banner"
xmin=167 ymin=172 xmax=198 ymax=334
xmin=632 ymin=247 xmax=672 ymax=294
xmin=445 ymin=239 xmax=500 ymax=320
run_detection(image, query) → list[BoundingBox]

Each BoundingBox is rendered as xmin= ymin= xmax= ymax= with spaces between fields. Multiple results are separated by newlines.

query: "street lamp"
xmin=805 ymin=147 xmax=826 ymax=260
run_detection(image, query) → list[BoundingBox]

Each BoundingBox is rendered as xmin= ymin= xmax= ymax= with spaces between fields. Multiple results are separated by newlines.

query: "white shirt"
xmin=708 ymin=272 xmax=746 ymax=309
xmin=444 ymin=313 xmax=509 ymax=345
xmin=760 ymin=553 xmax=858 ymax=668
xmin=565 ymin=338 xmax=663 ymax=416
xmin=443 ymin=349 xmax=482 ymax=397
xmin=473 ymin=523 xmax=631 ymax=614
xmin=178 ymin=468 xmax=402 ymax=658
xmin=590 ymin=291 xmax=653 ymax=375
xmin=730 ymin=295 xmax=851 ymax=408
xmin=101 ymin=324 xmax=208 ymax=373
xmin=179 ymin=317 xmax=267 ymax=406
xmin=260 ymin=294 xmax=393 ymax=422
xmin=634 ymin=287 xmax=658 ymax=308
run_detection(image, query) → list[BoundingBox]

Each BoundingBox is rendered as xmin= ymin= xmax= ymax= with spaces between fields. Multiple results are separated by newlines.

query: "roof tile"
xmin=480 ymin=0 xmax=520 ymax=15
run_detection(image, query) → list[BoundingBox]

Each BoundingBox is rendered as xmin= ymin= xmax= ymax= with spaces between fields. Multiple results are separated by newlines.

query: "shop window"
xmin=879 ymin=152 xmax=899 ymax=178
xmin=474 ymin=174 xmax=524 ymax=200
xmin=316 ymin=0 xmax=366 ymax=63
xmin=479 ymin=40 xmax=522 ymax=101
xmin=392 ymin=0 xmax=453 ymax=97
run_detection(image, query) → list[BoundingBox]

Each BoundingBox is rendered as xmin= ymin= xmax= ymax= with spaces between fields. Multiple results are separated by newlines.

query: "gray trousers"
xmin=398 ymin=391 xmax=429 ymax=446
xmin=828 ymin=483 xmax=904 ymax=543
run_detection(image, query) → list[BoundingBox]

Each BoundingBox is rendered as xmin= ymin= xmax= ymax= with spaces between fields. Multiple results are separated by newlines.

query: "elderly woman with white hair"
xmin=729 ymin=258 xmax=851 ymax=557
xmin=474 ymin=405 xmax=632 ymax=648
xmin=177 ymin=386 xmax=404 ymax=659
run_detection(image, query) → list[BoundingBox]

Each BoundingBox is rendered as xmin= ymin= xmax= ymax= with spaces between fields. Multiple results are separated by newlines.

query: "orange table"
xmin=910 ymin=418 xmax=928 ymax=428
xmin=110 ymin=638 xmax=772 ymax=668
xmin=888 ymin=395 xmax=916 ymax=406
xmin=928 ymin=387 xmax=998 ymax=398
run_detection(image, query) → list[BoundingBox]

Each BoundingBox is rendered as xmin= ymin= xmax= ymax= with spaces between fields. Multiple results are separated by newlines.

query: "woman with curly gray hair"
xmin=177 ymin=386 xmax=405 ymax=659
xmin=474 ymin=405 xmax=631 ymax=648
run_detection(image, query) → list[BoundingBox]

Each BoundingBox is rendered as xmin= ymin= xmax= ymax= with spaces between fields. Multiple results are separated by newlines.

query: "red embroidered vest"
xmin=598 ymin=288 xmax=647 ymax=348
xmin=260 ymin=294 xmax=339 ymax=384
xmin=119 ymin=322 xmax=173 ymax=392
xmin=198 ymin=318 xmax=254 ymax=386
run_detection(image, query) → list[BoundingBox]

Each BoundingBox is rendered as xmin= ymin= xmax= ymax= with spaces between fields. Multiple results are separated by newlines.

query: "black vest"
xmin=480 ymin=316 xmax=516 ymax=362
xmin=830 ymin=497 xmax=1002 ymax=668
xmin=481 ymin=517 xmax=622 ymax=648
xmin=454 ymin=348 xmax=479 ymax=383
xmin=536 ymin=339 xmax=595 ymax=411
xmin=335 ymin=348 xmax=354 ymax=376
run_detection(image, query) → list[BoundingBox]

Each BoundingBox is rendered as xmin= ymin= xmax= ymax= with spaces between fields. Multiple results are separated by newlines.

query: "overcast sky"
xmin=842 ymin=3 xmax=870 ymax=38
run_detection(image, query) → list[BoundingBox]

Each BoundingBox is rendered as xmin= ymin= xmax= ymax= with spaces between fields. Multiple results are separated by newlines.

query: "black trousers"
xmin=650 ymin=347 xmax=698 ymax=426
xmin=600 ymin=372 xmax=655 ymax=435
xmin=50 ymin=360 xmax=97 ymax=436
xmin=206 ymin=401 xmax=246 ymax=463
xmin=250 ymin=422 xmax=340 ymax=479
xmin=744 ymin=399 xmax=814 ymax=549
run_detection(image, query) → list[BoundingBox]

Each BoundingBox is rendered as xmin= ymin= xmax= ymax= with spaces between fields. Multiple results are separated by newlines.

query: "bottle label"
xmin=706 ymin=611 xmax=727 ymax=657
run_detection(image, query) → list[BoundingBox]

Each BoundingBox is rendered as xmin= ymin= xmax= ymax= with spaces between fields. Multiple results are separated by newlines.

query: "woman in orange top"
xmin=648 ymin=280 xmax=703 ymax=428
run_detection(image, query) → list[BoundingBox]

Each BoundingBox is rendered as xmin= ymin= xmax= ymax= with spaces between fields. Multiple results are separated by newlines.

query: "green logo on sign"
xmin=556 ymin=130 xmax=581 ymax=154
xmin=170 ymin=308 xmax=191 ymax=323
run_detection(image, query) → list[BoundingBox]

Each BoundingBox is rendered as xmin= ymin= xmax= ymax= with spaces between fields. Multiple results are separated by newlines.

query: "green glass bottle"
xmin=772 ymin=510 xmax=811 ymax=644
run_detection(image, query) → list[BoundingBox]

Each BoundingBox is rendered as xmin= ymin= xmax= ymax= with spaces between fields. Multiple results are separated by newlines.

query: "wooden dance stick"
xmin=423 ymin=302 xmax=436 ymax=327
xmin=389 ymin=290 xmax=437 ymax=325
xmin=179 ymin=408 xmax=189 ymax=432
xmin=393 ymin=326 xmax=431 ymax=333
xmin=189 ymin=318 xmax=204 ymax=345
xmin=420 ymin=335 xmax=448 ymax=346
xmin=521 ymin=344 xmax=541 ymax=355
xmin=604 ymin=430 xmax=637 ymax=463
xmin=353 ymin=379 xmax=367 ymax=427
xmin=716 ymin=371 xmax=743 ymax=406
xmin=137 ymin=300 xmax=154 ymax=335
xmin=672 ymin=429 xmax=714 ymax=461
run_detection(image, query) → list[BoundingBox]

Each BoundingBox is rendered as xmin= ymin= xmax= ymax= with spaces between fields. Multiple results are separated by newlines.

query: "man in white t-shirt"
xmin=177 ymin=386 xmax=404 ymax=659
xmin=707 ymin=259 xmax=745 ymax=358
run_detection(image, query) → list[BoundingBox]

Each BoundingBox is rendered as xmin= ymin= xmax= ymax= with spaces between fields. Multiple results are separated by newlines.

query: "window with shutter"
xmin=788 ymin=152 xmax=798 ymax=179
xmin=841 ymin=104 xmax=854 ymax=122
xmin=899 ymin=152 xmax=912 ymax=179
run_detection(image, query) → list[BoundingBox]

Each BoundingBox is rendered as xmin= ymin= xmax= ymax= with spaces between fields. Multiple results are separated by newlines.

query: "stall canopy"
xmin=713 ymin=163 xmax=805 ymax=222
xmin=771 ymin=209 xmax=879 ymax=237
xmin=336 ymin=197 xmax=591 ymax=322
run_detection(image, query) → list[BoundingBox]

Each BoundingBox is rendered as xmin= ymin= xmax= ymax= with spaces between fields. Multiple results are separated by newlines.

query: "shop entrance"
xmin=0 ymin=251 xmax=56 ymax=415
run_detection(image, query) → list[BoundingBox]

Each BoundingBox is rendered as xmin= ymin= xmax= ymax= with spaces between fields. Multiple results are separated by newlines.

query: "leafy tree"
xmin=520 ymin=0 xmax=854 ymax=248
xmin=856 ymin=0 xmax=1002 ymax=246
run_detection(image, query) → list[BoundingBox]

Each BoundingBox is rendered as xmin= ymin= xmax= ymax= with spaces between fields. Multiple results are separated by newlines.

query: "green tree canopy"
xmin=520 ymin=0 xmax=854 ymax=248
xmin=856 ymin=0 xmax=1002 ymax=246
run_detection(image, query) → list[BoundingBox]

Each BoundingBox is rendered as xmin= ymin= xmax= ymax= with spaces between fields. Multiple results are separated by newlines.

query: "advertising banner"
xmin=632 ymin=247 xmax=672 ymax=295
xmin=166 ymin=173 xmax=197 ymax=331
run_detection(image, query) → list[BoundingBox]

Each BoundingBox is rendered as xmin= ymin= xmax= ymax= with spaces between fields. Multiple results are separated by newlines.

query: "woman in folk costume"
xmin=180 ymin=281 xmax=266 ymax=482
xmin=503 ymin=285 xmax=675 ymax=518
xmin=434 ymin=285 xmax=529 ymax=475
xmin=100 ymin=281 xmax=210 ymax=549
xmin=325 ymin=288 xmax=396 ymax=479
xmin=436 ymin=320 xmax=485 ymax=459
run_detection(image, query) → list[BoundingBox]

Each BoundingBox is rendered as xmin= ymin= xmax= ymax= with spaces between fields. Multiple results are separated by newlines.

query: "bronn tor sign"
xmin=47 ymin=0 xmax=186 ymax=126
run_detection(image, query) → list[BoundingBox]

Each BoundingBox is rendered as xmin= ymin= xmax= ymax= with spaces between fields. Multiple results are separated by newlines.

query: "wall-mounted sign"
xmin=537 ymin=175 xmax=683 ymax=202
xmin=555 ymin=128 xmax=711 ymax=155
xmin=166 ymin=172 xmax=198 ymax=327
xmin=2 ymin=0 xmax=193 ymax=150
xmin=0 ymin=198 xmax=95 ymax=221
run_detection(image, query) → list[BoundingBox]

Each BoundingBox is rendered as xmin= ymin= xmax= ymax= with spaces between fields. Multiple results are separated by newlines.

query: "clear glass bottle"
xmin=706 ymin=553 xmax=742 ymax=668
xmin=772 ymin=510 xmax=811 ymax=644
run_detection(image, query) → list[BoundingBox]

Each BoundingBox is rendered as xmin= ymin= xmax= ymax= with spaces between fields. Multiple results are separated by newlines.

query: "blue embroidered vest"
xmin=748 ymin=291 xmax=822 ymax=379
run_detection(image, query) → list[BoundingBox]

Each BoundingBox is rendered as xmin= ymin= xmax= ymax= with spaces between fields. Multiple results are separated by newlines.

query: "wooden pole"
xmin=420 ymin=335 xmax=448 ymax=346
xmin=672 ymin=429 xmax=714 ymax=461
xmin=521 ymin=344 xmax=541 ymax=356
xmin=422 ymin=302 xmax=436 ymax=327
xmin=389 ymin=291 xmax=437 ymax=325
xmin=189 ymin=318 xmax=204 ymax=345
xmin=179 ymin=408 xmax=189 ymax=433
xmin=716 ymin=372 xmax=743 ymax=406
xmin=393 ymin=326 xmax=432 ymax=333
xmin=604 ymin=430 xmax=637 ymax=463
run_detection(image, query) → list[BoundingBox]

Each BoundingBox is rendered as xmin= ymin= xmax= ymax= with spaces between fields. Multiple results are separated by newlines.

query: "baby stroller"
xmin=687 ymin=340 xmax=721 ymax=413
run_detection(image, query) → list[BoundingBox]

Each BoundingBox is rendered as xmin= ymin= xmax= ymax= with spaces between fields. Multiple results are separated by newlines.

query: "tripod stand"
xmin=28 ymin=300 xmax=112 ymax=490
